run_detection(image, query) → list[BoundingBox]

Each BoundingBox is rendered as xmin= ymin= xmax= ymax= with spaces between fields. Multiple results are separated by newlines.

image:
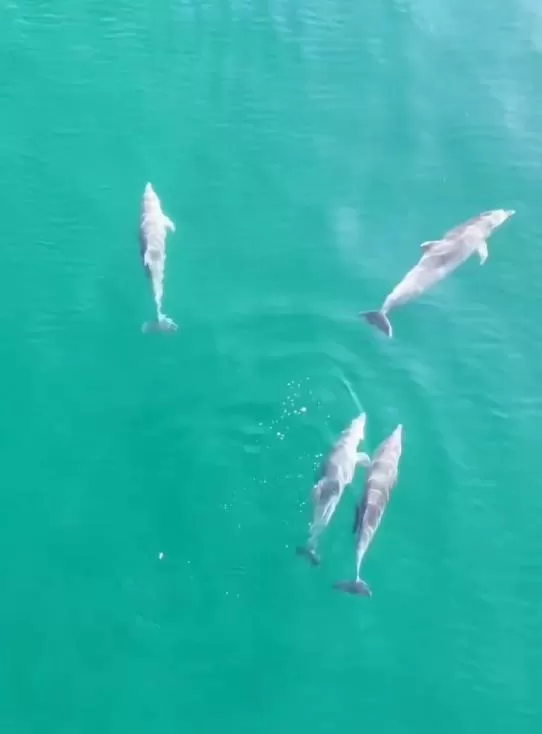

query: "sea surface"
xmin=1 ymin=1 xmax=541 ymax=732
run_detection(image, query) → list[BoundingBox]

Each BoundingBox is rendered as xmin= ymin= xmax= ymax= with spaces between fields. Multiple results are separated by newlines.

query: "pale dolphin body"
xmin=334 ymin=423 xmax=403 ymax=597
xmin=361 ymin=209 xmax=515 ymax=338
xmin=296 ymin=413 xmax=371 ymax=566
xmin=139 ymin=182 xmax=177 ymax=332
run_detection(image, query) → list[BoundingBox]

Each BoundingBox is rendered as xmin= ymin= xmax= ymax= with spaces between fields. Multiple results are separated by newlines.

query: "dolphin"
xmin=139 ymin=182 xmax=177 ymax=332
xmin=334 ymin=423 xmax=403 ymax=597
xmin=361 ymin=209 xmax=515 ymax=338
xmin=296 ymin=413 xmax=371 ymax=566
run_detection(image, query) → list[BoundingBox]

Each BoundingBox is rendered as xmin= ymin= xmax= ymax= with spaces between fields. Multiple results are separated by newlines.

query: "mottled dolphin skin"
xmin=334 ymin=423 xmax=403 ymax=596
xmin=296 ymin=413 xmax=371 ymax=566
xmin=361 ymin=209 xmax=515 ymax=338
xmin=139 ymin=182 xmax=177 ymax=333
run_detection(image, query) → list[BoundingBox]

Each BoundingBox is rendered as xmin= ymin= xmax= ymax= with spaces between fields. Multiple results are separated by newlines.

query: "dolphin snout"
xmin=352 ymin=413 xmax=367 ymax=432
xmin=498 ymin=208 xmax=515 ymax=223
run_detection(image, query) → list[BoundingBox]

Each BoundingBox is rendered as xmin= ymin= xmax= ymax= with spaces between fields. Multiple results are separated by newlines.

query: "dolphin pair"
xmin=139 ymin=182 xmax=178 ymax=333
xmin=334 ymin=423 xmax=403 ymax=597
xmin=361 ymin=209 xmax=515 ymax=338
xmin=296 ymin=413 xmax=371 ymax=566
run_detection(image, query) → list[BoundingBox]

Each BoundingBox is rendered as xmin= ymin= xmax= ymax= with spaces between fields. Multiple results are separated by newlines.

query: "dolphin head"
xmin=349 ymin=413 xmax=367 ymax=444
xmin=143 ymin=182 xmax=161 ymax=212
xmin=391 ymin=423 xmax=403 ymax=448
xmin=484 ymin=208 xmax=515 ymax=231
xmin=144 ymin=182 xmax=157 ymax=202
xmin=385 ymin=423 xmax=403 ymax=463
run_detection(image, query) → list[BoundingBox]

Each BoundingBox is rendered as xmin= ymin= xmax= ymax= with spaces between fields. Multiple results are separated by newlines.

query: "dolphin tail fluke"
xmin=333 ymin=579 xmax=372 ymax=597
xmin=295 ymin=545 xmax=321 ymax=567
xmin=361 ymin=310 xmax=392 ymax=338
xmin=142 ymin=313 xmax=178 ymax=334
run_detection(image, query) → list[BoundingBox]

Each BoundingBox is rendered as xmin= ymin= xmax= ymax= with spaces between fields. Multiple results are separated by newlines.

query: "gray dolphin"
xmin=296 ymin=413 xmax=371 ymax=566
xmin=334 ymin=423 xmax=403 ymax=596
xmin=139 ymin=182 xmax=177 ymax=333
xmin=361 ymin=209 xmax=515 ymax=338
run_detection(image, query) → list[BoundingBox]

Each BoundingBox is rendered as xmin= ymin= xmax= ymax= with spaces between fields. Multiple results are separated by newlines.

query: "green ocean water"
xmin=1 ymin=0 xmax=542 ymax=731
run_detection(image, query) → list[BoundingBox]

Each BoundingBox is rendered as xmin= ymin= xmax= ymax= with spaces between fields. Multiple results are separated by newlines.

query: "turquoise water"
xmin=1 ymin=1 xmax=541 ymax=731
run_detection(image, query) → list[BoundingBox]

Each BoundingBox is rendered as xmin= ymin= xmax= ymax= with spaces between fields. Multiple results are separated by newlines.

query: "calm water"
xmin=1 ymin=1 xmax=541 ymax=732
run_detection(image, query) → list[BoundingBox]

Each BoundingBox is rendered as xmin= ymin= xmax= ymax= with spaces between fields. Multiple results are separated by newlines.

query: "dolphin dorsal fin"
xmin=353 ymin=495 xmax=367 ymax=534
xmin=352 ymin=504 xmax=361 ymax=534
xmin=420 ymin=240 xmax=440 ymax=252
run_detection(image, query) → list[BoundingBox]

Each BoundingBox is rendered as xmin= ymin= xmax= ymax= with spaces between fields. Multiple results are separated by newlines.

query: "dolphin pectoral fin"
xmin=420 ymin=240 xmax=440 ymax=252
xmin=477 ymin=240 xmax=488 ymax=264
xmin=356 ymin=452 xmax=371 ymax=469
xmin=163 ymin=215 xmax=176 ymax=233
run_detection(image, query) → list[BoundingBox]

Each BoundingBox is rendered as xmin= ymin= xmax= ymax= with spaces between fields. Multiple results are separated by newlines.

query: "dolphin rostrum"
xmin=296 ymin=413 xmax=371 ymax=566
xmin=139 ymin=182 xmax=177 ymax=333
xmin=334 ymin=423 xmax=403 ymax=596
xmin=361 ymin=209 xmax=515 ymax=338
